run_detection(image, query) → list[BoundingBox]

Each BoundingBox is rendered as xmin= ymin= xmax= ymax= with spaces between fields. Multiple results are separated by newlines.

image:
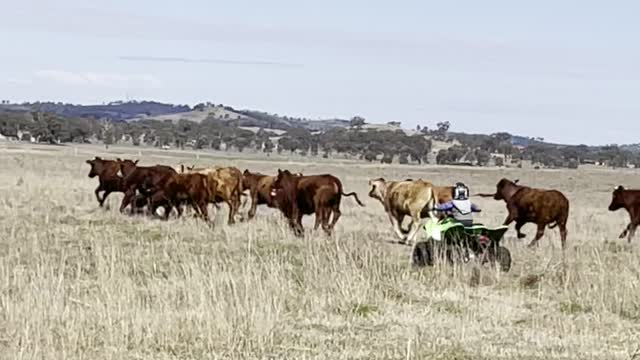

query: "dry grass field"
xmin=1 ymin=143 xmax=640 ymax=359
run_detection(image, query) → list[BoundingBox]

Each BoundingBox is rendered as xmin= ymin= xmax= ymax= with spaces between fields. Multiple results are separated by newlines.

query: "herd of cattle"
xmin=86 ymin=156 xmax=640 ymax=247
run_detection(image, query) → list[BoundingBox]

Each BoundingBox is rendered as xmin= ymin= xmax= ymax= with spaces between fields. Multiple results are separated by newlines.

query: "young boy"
xmin=433 ymin=182 xmax=481 ymax=226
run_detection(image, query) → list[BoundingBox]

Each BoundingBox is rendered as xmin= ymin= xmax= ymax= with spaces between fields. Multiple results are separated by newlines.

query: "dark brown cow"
xmin=149 ymin=173 xmax=211 ymax=221
xmin=86 ymin=156 xmax=124 ymax=207
xmin=117 ymin=159 xmax=177 ymax=214
xmin=608 ymin=186 xmax=640 ymax=242
xmin=241 ymin=170 xmax=303 ymax=220
xmin=269 ymin=169 xmax=364 ymax=236
xmin=478 ymin=178 xmax=569 ymax=249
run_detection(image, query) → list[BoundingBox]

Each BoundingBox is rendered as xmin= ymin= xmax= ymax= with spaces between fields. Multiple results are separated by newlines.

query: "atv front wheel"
xmin=412 ymin=241 xmax=434 ymax=267
xmin=487 ymin=246 xmax=512 ymax=272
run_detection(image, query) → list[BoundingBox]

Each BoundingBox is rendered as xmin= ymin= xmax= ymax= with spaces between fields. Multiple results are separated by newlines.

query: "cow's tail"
xmin=342 ymin=191 xmax=365 ymax=207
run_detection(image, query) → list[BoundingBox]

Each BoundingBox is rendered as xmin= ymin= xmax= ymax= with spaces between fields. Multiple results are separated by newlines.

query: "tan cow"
xmin=368 ymin=178 xmax=438 ymax=245
xmin=405 ymin=178 xmax=453 ymax=204
xmin=181 ymin=165 xmax=243 ymax=225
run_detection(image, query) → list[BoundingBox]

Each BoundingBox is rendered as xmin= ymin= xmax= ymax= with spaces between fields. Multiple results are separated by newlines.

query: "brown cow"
xmin=241 ymin=169 xmax=303 ymax=220
xmin=117 ymin=159 xmax=177 ymax=214
xmin=182 ymin=166 xmax=243 ymax=225
xmin=608 ymin=186 xmax=640 ymax=242
xmin=478 ymin=178 xmax=569 ymax=249
xmin=149 ymin=173 xmax=211 ymax=221
xmin=269 ymin=169 xmax=364 ymax=236
xmin=369 ymin=178 xmax=438 ymax=244
xmin=86 ymin=156 xmax=125 ymax=207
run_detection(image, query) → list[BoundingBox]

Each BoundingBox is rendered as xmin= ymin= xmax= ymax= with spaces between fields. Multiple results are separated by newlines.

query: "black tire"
xmin=488 ymin=246 xmax=512 ymax=272
xmin=412 ymin=241 xmax=434 ymax=267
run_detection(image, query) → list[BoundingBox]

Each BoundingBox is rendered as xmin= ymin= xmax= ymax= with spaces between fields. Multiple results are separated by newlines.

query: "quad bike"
xmin=411 ymin=216 xmax=512 ymax=272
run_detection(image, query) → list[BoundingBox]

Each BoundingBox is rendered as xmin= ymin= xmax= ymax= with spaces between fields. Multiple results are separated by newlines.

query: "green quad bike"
xmin=411 ymin=217 xmax=512 ymax=272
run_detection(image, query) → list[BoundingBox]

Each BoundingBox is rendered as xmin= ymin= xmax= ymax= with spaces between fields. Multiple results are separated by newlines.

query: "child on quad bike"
xmin=433 ymin=182 xmax=481 ymax=227
xmin=432 ymin=182 xmax=483 ymax=262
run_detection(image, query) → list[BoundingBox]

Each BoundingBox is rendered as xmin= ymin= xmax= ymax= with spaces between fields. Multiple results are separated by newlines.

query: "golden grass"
xmin=1 ymin=143 xmax=640 ymax=359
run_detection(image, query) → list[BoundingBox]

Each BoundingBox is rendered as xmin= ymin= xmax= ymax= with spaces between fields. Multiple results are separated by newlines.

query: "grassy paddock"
xmin=1 ymin=143 xmax=639 ymax=359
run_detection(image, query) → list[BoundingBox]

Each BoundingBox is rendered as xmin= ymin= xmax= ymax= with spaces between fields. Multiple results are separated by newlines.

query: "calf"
xmin=608 ymin=186 xmax=640 ymax=242
xmin=368 ymin=178 xmax=438 ymax=245
xmin=478 ymin=178 xmax=569 ymax=249
xmin=150 ymin=173 xmax=211 ymax=221
xmin=117 ymin=159 xmax=177 ymax=214
xmin=86 ymin=156 xmax=124 ymax=207
xmin=269 ymin=169 xmax=364 ymax=236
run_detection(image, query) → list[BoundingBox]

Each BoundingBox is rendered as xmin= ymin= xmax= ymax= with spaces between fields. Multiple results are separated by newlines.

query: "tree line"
xmin=1 ymin=110 xmax=638 ymax=168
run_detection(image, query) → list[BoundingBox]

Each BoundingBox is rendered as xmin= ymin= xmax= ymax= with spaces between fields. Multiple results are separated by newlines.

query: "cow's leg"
xmin=248 ymin=191 xmax=259 ymax=219
xmin=515 ymin=220 xmax=527 ymax=239
xmin=226 ymin=200 xmax=236 ymax=225
xmin=94 ymin=185 xmax=104 ymax=206
xmin=527 ymin=224 xmax=546 ymax=248
xmin=198 ymin=201 xmax=210 ymax=222
xmin=290 ymin=211 xmax=304 ymax=237
xmin=329 ymin=206 xmax=341 ymax=230
xmin=559 ymin=223 xmax=568 ymax=249
xmin=314 ymin=209 xmax=326 ymax=231
xmin=101 ymin=190 xmax=115 ymax=208
xmin=405 ymin=213 xmax=426 ymax=246
xmin=389 ymin=212 xmax=407 ymax=242
xmin=627 ymin=223 xmax=638 ymax=243
xmin=619 ymin=223 xmax=631 ymax=239
xmin=321 ymin=208 xmax=332 ymax=235
xmin=163 ymin=203 xmax=173 ymax=220
xmin=119 ymin=188 xmax=135 ymax=213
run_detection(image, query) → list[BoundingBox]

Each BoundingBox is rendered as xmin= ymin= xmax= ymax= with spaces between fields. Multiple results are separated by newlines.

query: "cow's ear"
xmin=116 ymin=158 xmax=122 ymax=162
xmin=277 ymin=169 xmax=282 ymax=175
xmin=617 ymin=185 xmax=625 ymax=191
xmin=95 ymin=156 xmax=101 ymax=160
xmin=86 ymin=159 xmax=92 ymax=164
xmin=134 ymin=160 xmax=139 ymax=165
xmin=514 ymin=179 xmax=520 ymax=184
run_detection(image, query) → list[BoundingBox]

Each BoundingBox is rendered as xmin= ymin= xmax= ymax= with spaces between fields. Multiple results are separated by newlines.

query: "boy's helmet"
xmin=453 ymin=182 xmax=469 ymax=200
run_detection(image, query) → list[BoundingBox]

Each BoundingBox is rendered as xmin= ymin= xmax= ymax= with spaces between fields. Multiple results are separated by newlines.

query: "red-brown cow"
xmin=117 ymin=159 xmax=177 ymax=214
xmin=478 ymin=178 xmax=569 ymax=249
xmin=608 ymin=185 xmax=640 ymax=242
xmin=149 ymin=173 xmax=211 ymax=221
xmin=241 ymin=169 xmax=303 ymax=220
xmin=86 ymin=156 xmax=124 ymax=207
xmin=269 ymin=169 xmax=364 ymax=236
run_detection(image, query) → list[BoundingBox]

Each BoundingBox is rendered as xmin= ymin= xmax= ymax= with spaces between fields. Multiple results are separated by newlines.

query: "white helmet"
xmin=453 ymin=182 xmax=469 ymax=200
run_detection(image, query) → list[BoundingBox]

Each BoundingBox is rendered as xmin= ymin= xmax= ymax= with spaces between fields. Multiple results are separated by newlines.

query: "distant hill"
xmin=0 ymin=101 xmax=191 ymax=122
xmin=0 ymin=101 xmax=350 ymax=132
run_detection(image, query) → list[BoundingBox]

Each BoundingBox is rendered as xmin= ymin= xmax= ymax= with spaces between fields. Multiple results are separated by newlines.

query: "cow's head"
xmin=269 ymin=169 xmax=299 ymax=213
xmin=85 ymin=156 xmax=103 ymax=178
xmin=117 ymin=158 xmax=139 ymax=177
xmin=609 ymin=185 xmax=626 ymax=211
xmin=368 ymin=178 xmax=387 ymax=201
xmin=494 ymin=178 xmax=520 ymax=201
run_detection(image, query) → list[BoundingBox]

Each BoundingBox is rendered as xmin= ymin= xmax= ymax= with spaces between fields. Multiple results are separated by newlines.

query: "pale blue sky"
xmin=1 ymin=0 xmax=639 ymax=145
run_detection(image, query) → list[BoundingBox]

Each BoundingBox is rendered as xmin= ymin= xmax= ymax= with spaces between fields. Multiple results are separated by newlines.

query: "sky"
xmin=1 ymin=0 xmax=639 ymax=145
